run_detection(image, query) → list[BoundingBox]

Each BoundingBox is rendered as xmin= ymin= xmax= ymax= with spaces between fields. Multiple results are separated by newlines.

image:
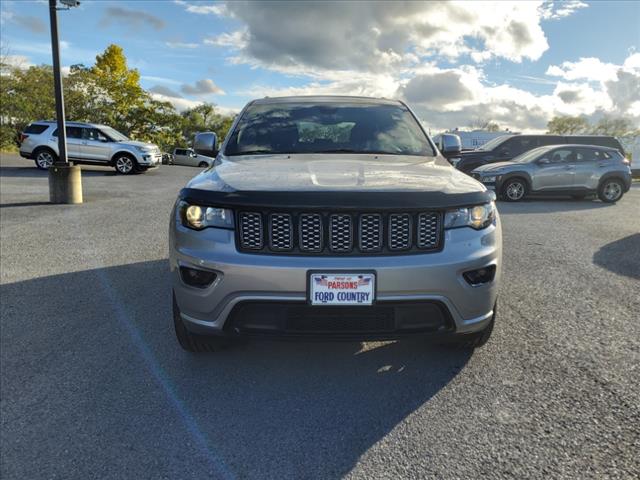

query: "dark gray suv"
xmin=471 ymin=145 xmax=632 ymax=202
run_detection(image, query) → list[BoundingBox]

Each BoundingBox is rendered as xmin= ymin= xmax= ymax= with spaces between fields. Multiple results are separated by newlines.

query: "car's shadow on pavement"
xmin=593 ymin=233 xmax=640 ymax=280
xmin=0 ymin=166 xmax=118 ymax=178
xmin=1 ymin=259 xmax=471 ymax=479
xmin=497 ymin=197 xmax=612 ymax=214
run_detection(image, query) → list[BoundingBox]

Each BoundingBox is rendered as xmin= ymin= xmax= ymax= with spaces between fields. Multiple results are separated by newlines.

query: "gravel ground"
xmin=1 ymin=153 xmax=639 ymax=479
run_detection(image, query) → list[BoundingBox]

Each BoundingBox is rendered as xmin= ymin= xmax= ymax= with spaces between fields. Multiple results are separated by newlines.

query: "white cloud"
xmin=546 ymin=57 xmax=619 ymax=82
xmin=150 ymin=92 xmax=239 ymax=115
xmin=165 ymin=41 xmax=199 ymax=49
xmin=242 ymin=51 xmax=640 ymax=133
xmin=150 ymin=92 xmax=202 ymax=112
xmin=1 ymin=54 xmax=33 ymax=69
xmin=211 ymin=1 xmax=555 ymax=75
xmin=181 ymin=78 xmax=225 ymax=96
xmin=141 ymin=75 xmax=182 ymax=86
xmin=174 ymin=0 xmax=227 ymax=16
xmin=539 ymin=0 xmax=588 ymax=20
xmin=204 ymin=30 xmax=247 ymax=49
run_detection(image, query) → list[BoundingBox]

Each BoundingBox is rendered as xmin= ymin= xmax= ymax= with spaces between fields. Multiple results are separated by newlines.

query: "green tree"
xmin=546 ymin=115 xmax=590 ymax=134
xmin=0 ymin=43 xmax=235 ymax=153
xmin=591 ymin=116 xmax=639 ymax=138
xmin=0 ymin=65 xmax=56 ymax=148
xmin=181 ymin=103 xmax=235 ymax=146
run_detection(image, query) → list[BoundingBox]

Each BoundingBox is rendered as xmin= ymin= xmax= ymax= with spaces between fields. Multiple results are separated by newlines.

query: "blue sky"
xmin=1 ymin=1 xmax=639 ymax=132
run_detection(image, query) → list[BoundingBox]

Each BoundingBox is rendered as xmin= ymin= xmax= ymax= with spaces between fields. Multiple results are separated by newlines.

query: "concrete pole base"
xmin=48 ymin=164 xmax=83 ymax=204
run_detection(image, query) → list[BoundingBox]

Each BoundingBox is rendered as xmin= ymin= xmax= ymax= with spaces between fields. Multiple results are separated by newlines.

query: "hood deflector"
xmin=179 ymin=188 xmax=494 ymax=210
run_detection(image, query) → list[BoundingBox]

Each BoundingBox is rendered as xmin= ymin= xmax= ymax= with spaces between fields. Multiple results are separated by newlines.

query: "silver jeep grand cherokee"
xmin=169 ymin=96 xmax=501 ymax=352
xmin=19 ymin=121 xmax=161 ymax=174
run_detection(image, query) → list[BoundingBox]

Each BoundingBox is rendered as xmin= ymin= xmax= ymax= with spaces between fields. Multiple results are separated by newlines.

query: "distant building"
xmin=434 ymin=129 xmax=520 ymax=150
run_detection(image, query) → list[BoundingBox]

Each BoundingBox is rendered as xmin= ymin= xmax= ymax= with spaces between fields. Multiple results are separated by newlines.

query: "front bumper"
xmin=170 ymin=213 xmax=502 ymax=339
xmin=138 ymin=153 xmax=162 ymax=167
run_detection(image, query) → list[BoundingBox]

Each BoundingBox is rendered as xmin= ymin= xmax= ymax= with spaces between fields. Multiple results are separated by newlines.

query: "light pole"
xmin=47 ymin=0 xmax=82 ymax=204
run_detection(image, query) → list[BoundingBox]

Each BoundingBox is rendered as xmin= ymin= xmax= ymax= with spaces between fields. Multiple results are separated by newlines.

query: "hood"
xmin=473 ymin=161 xmax=517 ymax=173
xmin=122 ymin=140 xmax=159 ymax=150
xmin=185 ymin=153 xmax=485 ymax=195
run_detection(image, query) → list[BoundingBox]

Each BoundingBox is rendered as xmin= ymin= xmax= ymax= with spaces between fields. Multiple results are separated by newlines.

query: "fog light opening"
xmin=179 ymin=266 xmax=217 ymax=288
xmin=463 ymin=265 xmax=496 ymax=286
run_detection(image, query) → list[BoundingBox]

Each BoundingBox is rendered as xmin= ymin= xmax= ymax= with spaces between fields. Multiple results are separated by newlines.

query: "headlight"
xmin=444 ymin=202 xmax=496 ymax=230
xmin=135 ymin=145 xmax=154 ymax=153
xmin=178 ymin=201 xmax=234 ymax=230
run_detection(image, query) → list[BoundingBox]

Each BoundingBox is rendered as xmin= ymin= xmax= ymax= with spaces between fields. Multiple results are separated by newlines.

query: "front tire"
xmin=501 ymin=178 xmax=527 ymax=202
xmin=34 ymin=148 xmax=57 ymax=170
xmin=173 ymin=294 xmax=230 ymax=353
xmin=598 ymin=178 xmax=624 ymax=203
xmin=114 ymin=154 xmax=136 ymax=175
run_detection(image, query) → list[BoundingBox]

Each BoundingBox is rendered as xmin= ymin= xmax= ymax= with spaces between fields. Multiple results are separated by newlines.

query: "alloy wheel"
xmin=116 ymin=156 xmax=134 ymax=174
xmin=603 ymin=181 xmax=622 ymax=201
xmin=506 ymin=181 xmax=524 ymax=201
xmin=36 ymin=151 xmax=54 ymax=169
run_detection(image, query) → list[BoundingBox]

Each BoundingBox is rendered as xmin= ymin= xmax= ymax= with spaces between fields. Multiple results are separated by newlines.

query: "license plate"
xmin=309 ymin=273 xmax=375 ymax=306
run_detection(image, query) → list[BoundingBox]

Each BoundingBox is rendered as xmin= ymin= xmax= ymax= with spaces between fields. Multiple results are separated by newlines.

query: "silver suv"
xmin=19 ymin=121 xmax=162 ymax=174
xmin=169 ymin=96 xmax=501 ymax=352
xmin=471 ymin=145 xmax=632 ymax=202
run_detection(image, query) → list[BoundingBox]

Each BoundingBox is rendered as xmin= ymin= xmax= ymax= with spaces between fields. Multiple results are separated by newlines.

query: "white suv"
xmin=19 ymin=121 xmax=162 ymax=174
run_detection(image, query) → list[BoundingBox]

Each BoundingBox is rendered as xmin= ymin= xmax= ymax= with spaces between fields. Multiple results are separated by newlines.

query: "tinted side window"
xmin=52 ymin=126 xmax=83 ymax=139
xmin=83 ymin=128 xmax=108 ymax=141
xmin=175 ymin=149 xmax=186 ymax=156
xmin=497 ymin=137 xmax=517 ymax=155
xmin=513 ymin=137 xmax=537 ymax=155
xmin=24 ymin=124 xmax=49 ymax=134
xmin=547 ymin=149 xmax=574 ymax=163
xmin=537 ymin=136 xmax=564 ymax=147
xmin=503 ymin=136 xmax=536 ymax=156
xmin=568 ymin=136 xmax=623 ymax=152
xmin=574 ymin=148 xmax=597 ymax=161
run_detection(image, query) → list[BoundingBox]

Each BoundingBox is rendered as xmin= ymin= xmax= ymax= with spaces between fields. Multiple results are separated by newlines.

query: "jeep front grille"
xmin=237 ymin=211 xmax=442 ymax=255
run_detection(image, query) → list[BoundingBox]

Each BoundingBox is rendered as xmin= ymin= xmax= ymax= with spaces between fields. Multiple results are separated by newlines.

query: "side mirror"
xmin=499 ymin=148 xmax=511 ymax=157
xmin=538 ymin=158 xmax=550 ymax=165
xmin=193 ymin=132 xmax=217 ymax=157
xmin=440 ymin=133 xmax=461 ymax=155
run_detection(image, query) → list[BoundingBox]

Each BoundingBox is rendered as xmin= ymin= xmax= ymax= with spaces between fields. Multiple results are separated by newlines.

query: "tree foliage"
xmin=0 ymin=44 xmax=234 ymax=151
xmin=547 ymin=115 xmax=639 ymax=138
xmin=468 ymin=117 xmax=501 ymax=132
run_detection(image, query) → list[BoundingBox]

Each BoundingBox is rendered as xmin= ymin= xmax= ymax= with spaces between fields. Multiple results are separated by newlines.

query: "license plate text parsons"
xmin=310 ymin=273 xmax=375 ymax=306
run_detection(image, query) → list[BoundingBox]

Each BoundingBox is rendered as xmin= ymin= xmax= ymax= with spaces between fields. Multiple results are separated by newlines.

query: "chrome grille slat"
xmin=238 ymin=211 xmax=441 ymax=254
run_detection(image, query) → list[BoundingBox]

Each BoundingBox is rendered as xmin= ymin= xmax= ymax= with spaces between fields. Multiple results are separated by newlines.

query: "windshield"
xmin=100 ymin=127 xmax=129 ymax=142
xmin=476 ymin=135 xmax=511 ymax=151
xmin=224 ymin=102 xmax=436 ymax=157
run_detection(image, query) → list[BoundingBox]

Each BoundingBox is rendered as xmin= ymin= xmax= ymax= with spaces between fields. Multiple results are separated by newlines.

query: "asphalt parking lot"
xmin=1 ymin=152 xmax=639 ymax=479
